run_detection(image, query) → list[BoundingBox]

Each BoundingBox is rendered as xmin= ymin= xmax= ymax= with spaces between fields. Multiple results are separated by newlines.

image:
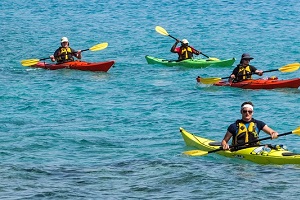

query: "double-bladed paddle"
xmin=21 ymin=42 xmax=109 ymax=67
xmin=155 ymin=26 xmax=219 ymax=61
xmin=182 ymin=126 xmax=300 ymax=156
xmin=198 ymin=62 xmax=300 ymax=84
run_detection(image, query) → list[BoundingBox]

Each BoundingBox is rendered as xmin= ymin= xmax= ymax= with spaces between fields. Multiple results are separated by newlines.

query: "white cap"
xmin=182 ymin=39 xmax=189 ymax=44
xmin=61 ymin=37 xmax=69 ymax=43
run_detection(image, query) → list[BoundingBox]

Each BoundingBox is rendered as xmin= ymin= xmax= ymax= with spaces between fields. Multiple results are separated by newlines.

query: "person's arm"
xmin=251 ymin=65 xmax=263 ymax=76
xmin=229 ymin=67 xmax=238 ymax=82
xmin=75 ymin=50 xmax=82 ymax=59
xmin=71 ymin=48 xmax=82 ymax=59
xmin=262 ymin=124 xmax=278 ymax=139
xmin=50 ymin=49 xmax=59 ymax=62
xmin=50 ymin=55 xmax=55 ymax=62
xmin=221 ymin=131 xmax=233 ymax=150
xmin=191 ymin=47 xmax=201 ymax=55
xmin=170 ymin=40 xmax=180 ymax=53
xmin=255 ymin=69 xmax=263 ymax=76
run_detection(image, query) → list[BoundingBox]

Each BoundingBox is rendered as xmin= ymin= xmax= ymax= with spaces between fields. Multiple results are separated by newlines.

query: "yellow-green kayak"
xmin=145 ymin=55 xmax=235 ymax=68
xmin=180 ymin=127 xmax=300 ymax=165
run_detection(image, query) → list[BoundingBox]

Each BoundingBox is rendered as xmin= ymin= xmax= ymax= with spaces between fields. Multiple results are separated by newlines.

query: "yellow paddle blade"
xmin=206 ymin=57 xmax=220 ymax=61
xmin=183 ymin=150 xmax=208 ymax=156
xmin=279 ymin=63 xmax=300 ymax=73
xmin=89 ymin=42 xmax=108 ymax=51
xmin=20 ymin=59 xmax=40 ymax=67
xmin=283 ymin=62 xmax=300 ymax=67
xmin=292 ymin=126 xmax=300 ymax=135
xmin=198 ymin=77 xmax=222 ymax=84
xmin=155 ymin=26 xmax=169 ymax=36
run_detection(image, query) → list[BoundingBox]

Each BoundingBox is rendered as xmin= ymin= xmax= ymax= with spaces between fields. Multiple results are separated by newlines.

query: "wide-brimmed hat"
xmin=241 ymin=53 xmax=253 ymax=60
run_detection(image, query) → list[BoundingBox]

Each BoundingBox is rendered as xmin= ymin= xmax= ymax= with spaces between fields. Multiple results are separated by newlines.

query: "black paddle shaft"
xmin=40 ymin=50 xmax=86 ymax=61
xmin=167 ymin=34 xmax=206 ymax=57
xmin=219 ymin=69 xmax=278 ymax=80
xmin=206 ymin=131 xmax=293 ymax=154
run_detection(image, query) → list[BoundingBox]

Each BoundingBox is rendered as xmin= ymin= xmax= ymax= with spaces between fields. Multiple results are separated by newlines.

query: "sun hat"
xmin=182 ymin=39 xmax=189 ymax=44
xmin=61 ymin=37 xmax=69 ymax=43
xmin=241 ymin=53 xmax=254 ymax=60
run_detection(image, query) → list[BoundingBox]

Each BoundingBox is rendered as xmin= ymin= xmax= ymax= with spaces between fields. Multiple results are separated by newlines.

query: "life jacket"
xmin=56 ymin=47 xmax=74 ymax=63
xmin=236 ymin=64 xmax=252 ymax=81
xmin=232 ymin=120 xmax=259 ymax=146
xmin=179 ymin=46 xmax=193 ymax=60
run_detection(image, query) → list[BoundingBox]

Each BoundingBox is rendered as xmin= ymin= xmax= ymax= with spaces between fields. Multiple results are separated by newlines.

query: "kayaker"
xmin=50 ymin=37 xmax=82 ymax=64
xmin=170 ymin=39 xmax=200 ymax=61
xmin=221 ymin=101 xmax=278 ymax=150
xmin=229 ymin=53 xmax=263 ymax=82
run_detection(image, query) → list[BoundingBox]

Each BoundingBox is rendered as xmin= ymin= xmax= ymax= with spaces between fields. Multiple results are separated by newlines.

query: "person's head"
xmin=240 ymin=101 xmax=254 ymax=122
xmin=60 ymin=37 xmax=69 ymax=47
xmin=240 ymin=53 xmax=253 ymax=65
xmin=181 ymin=39 xmax=189 ymax=47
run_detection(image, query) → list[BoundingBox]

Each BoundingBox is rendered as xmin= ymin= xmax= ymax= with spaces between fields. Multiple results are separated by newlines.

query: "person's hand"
xmin=221 ymin=140 xmax=230 ymax=150
xmin=176 ymin=39 xmax=180 ymax=43
xmin=222 ymin=142 xmax=230 ymax=150
xmin=256 ymin=70 xmax=263 ymax=76
xmin=50 ymin=55 xmax=55 ymax=62
xmin=230 ymin=74 xmax=235 ymax=79
xmin=270 ymin=131 xmax=278 ymax=139
xmin=195 ymin=51 xmax=201 ymax=55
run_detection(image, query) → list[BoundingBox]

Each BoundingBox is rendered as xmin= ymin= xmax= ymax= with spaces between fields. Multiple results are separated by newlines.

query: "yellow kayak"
xmin=180 ymin=127 xmax=300 ymax=165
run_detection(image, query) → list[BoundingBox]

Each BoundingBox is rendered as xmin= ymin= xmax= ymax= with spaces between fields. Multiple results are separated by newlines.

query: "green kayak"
xmin=145 ymin=55 xmax=235 ymax=68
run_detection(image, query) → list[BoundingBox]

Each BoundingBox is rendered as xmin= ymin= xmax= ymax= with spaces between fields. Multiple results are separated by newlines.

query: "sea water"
xmin=1 ymin=0 xmax=300 ymax=199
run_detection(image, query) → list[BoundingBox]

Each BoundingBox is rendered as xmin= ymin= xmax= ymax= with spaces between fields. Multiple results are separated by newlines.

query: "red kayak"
xmin=31 ymin=60 xmax=115 ymax=72
xmin=213 ymin=77 xmax=300 ymax=89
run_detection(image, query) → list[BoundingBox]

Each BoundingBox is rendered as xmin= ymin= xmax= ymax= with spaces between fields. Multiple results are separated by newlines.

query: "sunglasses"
xmin=242 ymin=110 xmax=253 ymax=114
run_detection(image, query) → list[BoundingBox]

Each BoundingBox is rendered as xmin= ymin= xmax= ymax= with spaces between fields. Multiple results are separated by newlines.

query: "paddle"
xmin=183 ymin=126 xmax=300 ymax=156
xmin=21 ymin=42 xmax=109 ymax=67
xmin=198 ymin=62 xmax=300 ymax=84
xmin=155 ymin=26 xmax=219 ymax=61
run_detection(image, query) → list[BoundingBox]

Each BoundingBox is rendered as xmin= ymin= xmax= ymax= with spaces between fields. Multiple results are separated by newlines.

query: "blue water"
xmin=1 ymin=0 xmax=300 ymax=199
